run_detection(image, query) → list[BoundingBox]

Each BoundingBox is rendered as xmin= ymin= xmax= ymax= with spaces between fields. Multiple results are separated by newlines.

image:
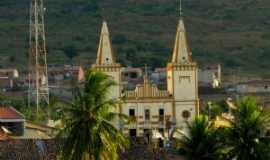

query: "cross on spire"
xmin=144 ymin=64 xmax=148 ymax=76
xmin=179 ymin=0 xmax=183 ymax=18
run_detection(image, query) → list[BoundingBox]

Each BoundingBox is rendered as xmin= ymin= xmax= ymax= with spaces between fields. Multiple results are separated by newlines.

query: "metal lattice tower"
xmin=28 ymin=0 xmax=49 ymax=113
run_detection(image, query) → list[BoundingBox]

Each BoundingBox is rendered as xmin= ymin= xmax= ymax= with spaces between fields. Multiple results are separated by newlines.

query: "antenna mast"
xmin=28 ymin=0 xmax=49 ymax=113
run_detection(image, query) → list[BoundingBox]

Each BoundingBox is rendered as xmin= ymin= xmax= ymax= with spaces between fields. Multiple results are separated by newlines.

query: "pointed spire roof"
xmin=96 ymin=21 xmax=115 ymax=65
xmin=171 ymin=18 xmax=192 ymax=63
xmin=143 ymin=64 xmax=150 ymax=84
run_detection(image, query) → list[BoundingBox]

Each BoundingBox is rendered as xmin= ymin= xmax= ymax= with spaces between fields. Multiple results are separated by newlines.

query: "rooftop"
xmin=0 ymin=107 xmax=24 ymax=121
xmin=0 ymin=68 xmax=18 ymax=73
xmin=200 ymin=64 xmax=220 ymax=70
xmin=238 ymin=80 xmax=270 ymax=86
xmin=122 ymin=67 xmax=143 ymax=72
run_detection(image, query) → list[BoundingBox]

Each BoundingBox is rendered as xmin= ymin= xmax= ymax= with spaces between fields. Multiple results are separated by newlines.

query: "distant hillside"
xmin=0 ymin=0 xmax=270 ymax=76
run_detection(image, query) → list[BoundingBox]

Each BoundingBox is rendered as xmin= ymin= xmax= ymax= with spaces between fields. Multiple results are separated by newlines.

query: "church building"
xmin=92 ymin=17 xmax=199 ymax=139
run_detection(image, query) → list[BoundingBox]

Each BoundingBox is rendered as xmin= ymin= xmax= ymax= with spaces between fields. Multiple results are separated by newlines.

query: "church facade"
xmin=92 ymin=18 xmax=199 ymax=138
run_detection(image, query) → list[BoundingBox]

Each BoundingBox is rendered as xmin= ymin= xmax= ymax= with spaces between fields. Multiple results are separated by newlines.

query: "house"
xmin=122 ymin=67 xmax=143 ymax=90
xmin=0 ymin=107 xmax=25 ymax=136
xmin=122 ymin=67 xmax=143 ymax=82
xmin=198 ymin=64 xmax=221 ymax=88
xmin=0 ymin=106 xmax=57 ymax=140
xmin=235 ymin=80 xmax=270 ymax=94
xmin=151 ymin=68 xmax=167 ymax=88
xmin=48 ymin=65 xmax=85 ymax=83
xmin=0 ymin=69 xmax=19 ymax=89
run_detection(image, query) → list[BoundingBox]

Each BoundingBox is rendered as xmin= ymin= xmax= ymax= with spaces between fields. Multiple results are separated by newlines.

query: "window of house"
xmin=130 ymin=72 xmax=138 ymax=78
xmin=145 ymin=109 xmax=150 ymax=121
xmin=159 ymin=109 xmax=164 ymax=116
xmin=129 ymin=109 xmax=135 ymax=117
xmin=159 ymin=109 xmax=164 ymax=122
xmin=129 ymin=129 xmax=137 ymax=137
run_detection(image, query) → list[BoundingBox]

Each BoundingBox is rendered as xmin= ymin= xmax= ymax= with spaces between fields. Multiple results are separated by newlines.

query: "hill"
xmin=0 ymin=0 xmax=270 ymax=76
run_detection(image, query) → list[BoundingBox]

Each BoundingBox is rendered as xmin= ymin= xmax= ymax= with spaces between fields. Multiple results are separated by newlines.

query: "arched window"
xmin=145 ymin=109 xmax=150 ymax=121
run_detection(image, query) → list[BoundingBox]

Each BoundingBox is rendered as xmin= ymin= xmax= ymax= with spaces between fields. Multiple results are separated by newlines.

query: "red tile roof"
xmin=0 ymin=131 xmax=8 ymax=140
xmin=0 ymin=107 xmax=24 ymax=120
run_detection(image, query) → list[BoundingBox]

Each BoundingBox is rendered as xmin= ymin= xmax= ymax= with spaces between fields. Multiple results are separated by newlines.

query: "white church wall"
xmin=173 ymin=69 xmax=197 ymax=101
xmin=105 ymin=71 xmax=121 ymax=100
xmin=122 ymin=101 xmax=173 ymax=137
xmin=175 ymin=101 xmax=196 ymax=130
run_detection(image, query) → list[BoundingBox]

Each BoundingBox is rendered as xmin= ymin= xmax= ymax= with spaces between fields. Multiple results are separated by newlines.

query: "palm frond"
xmin=58 ymin=70 xmax=129 ymax=160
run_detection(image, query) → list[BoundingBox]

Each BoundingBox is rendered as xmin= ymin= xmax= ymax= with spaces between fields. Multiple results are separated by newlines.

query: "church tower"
xmin=167 ymin=17 xmax=199 ymax=128
xmin=92 ymin=21 xmax=121 ymax=100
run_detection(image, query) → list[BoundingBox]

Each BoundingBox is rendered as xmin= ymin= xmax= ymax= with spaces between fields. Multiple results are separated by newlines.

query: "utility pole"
xmin=28 ymin=0 xmax=49 ymax=114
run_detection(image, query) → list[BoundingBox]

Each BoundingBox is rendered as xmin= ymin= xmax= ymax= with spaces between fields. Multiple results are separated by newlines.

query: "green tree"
xmin=175 ymin=115 xmax=226 ymax=160
xmin=226 ymin=97 xmax=270 ymax=160
xmin=48 ymin=94 xmax=63 ymax=121
xmin=204 ymin=101 xmax=228 ymax=120
xmin=59 ymin=70 xmax=129 ymax=160
xmin=63 ymin=45 xmax=78 ymax=64
xmin=8 ymin=55 xmax=16 ymax=67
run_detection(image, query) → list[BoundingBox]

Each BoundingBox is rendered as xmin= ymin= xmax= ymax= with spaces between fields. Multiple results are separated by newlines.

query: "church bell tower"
xmin=167 ymin=15 xmax=199 ymax=128
xmin=92 ymin=21 xmax=121 ymax=100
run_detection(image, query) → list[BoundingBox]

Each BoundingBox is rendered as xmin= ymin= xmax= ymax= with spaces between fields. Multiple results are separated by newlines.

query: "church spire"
xmin=171 ymin=0 xmax=192 ymax=64
xmin=96 ymin=21 xmax=115 ymax=65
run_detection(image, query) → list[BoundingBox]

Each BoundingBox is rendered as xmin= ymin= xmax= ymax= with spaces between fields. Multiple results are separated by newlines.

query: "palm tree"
xmin=59 ymin=70 xmax=129 ymax=160
xmin=174 ymin=115 xmax=226 ymax=160
xmin=226 ymin=97 xmax=270 ymax=160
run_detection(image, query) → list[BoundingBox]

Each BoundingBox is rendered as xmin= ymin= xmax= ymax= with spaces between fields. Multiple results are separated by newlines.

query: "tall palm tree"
xmin=175 ymin=115 xmax=226 ymax=160
xmin=226 ymin=97 xmax=270 ymax=160
xmin=59 ymin=70 xmax=129 ymax=160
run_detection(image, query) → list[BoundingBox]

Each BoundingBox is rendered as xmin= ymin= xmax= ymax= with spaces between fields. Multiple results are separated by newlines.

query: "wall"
xmin=122 ymin=101 xmax=173 ymax=137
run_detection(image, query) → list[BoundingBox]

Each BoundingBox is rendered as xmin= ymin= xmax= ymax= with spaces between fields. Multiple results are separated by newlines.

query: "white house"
xmin=198 ymin=64 xmax=221 ymax=88
xmin=236 ymin=80 xmax=270 ymax=94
